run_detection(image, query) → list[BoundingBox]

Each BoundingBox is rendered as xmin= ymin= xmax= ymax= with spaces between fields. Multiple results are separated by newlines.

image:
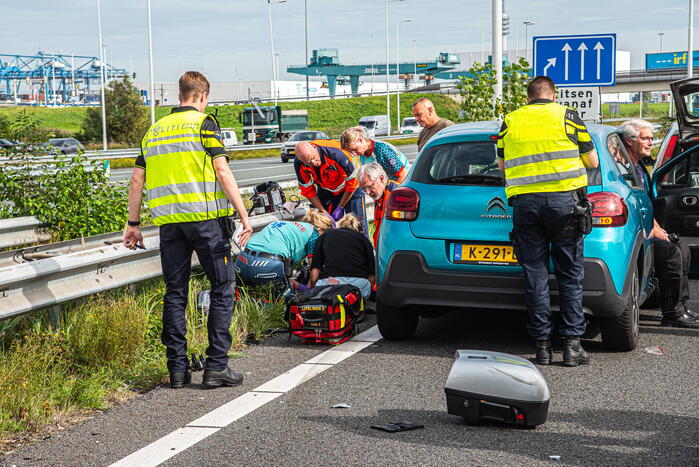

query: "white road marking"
xmin=110 ymin=427 xmax=219 ymax=467
xmin=110 ymin=325 xmax=383 ymax=467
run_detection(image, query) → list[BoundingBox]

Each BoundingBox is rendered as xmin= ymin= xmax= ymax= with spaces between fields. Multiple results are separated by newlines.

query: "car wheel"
xmin=281 ymin=156 xmax=288 ymax=163
xmin=600 ymin=268 xmax=640 ymax=351
xmin=376 ymin=299 xmax=418 ymax=340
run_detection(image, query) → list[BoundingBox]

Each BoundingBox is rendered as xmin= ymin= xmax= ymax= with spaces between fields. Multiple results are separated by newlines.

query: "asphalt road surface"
xmin=3 ymin=282 xmax=698 ymax=466
xmin=110 ymin=145 xmax=420 ymax=187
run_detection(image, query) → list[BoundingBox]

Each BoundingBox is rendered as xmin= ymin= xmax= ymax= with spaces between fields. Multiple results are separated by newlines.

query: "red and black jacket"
xmin=294 ymin=140 xmax=359 ymax=199
xmin=372 ymin=180 xmax=400 ymax=246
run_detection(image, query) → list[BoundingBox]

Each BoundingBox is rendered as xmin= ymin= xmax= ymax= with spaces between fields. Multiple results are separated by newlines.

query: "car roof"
xmin=424 ymin=120 xmax=620 ymax=149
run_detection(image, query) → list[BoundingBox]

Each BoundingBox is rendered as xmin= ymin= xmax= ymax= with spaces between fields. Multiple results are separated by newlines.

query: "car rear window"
xmin=411 ymin=141 xmax=504 ymax=186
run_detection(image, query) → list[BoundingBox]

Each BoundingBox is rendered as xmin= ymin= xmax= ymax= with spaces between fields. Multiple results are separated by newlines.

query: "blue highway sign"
xmin=533 ymin=34 xmax=616 ymax=87
xmin=646 ymin=51 xmax=699 ymax=70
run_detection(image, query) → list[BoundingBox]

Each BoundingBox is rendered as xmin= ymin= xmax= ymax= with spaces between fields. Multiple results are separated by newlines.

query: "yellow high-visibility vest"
xmin=501 ymin=102 xmax=587 ymax=198
xmin=141 ymin=110 xmax=234 ymax=226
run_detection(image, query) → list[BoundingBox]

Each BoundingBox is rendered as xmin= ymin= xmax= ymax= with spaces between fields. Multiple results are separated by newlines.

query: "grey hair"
xmin=412 ymin=97 xmax=434 ymax=109
xmin=357 ymin=162 xmax=387 ymax=182
xmin=619 ymin=119 xmax=654 ymax=141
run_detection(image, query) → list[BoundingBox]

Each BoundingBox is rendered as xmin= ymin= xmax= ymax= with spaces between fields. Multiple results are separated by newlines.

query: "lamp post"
xmin=370 ymin=33 xmax=375 ymax=96
xmin=96 ymin=0 xmax=107 ymax=150
xmin=274 ymin=52 xmax=281 ymax=100
xmin=523 ymin=20 xmax=535 ymax=65
xmin=492 ymin=0 xmax=502 ymax=102
xmin=658 ymin=32 xmax=665 ymax=52
xmin=689 ymin=0 xmax=695 ymax=78
xmin=396 ymin=18 xmax=413 ymax=131
xmin=268 ymin=0 xmax=287 ymax=105
xmin=385 ymin=0 xmax=404 ymax=136
xmin=304 ymin=0 xmax=309 ymax=101
xmin=146 ymin=0 xmax=155 ymax=124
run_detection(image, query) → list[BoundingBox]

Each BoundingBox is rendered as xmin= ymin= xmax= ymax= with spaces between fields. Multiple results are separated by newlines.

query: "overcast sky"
xmin=1 ymin=0 xmax=696 ymax=83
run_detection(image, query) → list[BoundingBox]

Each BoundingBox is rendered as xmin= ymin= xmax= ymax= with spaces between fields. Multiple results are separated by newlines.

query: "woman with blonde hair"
xmin=340 ymin=125 xmax=411 ymax=184
xmin=308 ymin=213 xmax=375 ymax=298
xmin=234 ymin=209 xmax=333 ymax=289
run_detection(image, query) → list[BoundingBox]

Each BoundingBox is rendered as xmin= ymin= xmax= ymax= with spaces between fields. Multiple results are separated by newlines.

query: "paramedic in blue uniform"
xmin=497 ymin=76 xmax=599 ymax=367
xmin=124 ymin=71 xmax=252 ymax=389
xmin=234 ymin=210 xmax=333 ymax=290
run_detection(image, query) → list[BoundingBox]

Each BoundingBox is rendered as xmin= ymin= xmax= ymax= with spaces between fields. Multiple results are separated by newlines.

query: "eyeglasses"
xmin=632 ymin=136 xmax=654 ymax=142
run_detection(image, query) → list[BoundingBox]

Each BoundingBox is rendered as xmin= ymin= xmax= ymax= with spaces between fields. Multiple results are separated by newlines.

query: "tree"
xmin=81 ymin=77 xmax=149 ymax=145
xmin=457 ymin=57 xmax=531 ymax=122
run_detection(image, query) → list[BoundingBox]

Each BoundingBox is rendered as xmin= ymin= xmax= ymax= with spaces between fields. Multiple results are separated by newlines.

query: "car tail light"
xmin=385 ymin=187 xmax=419 ymax=221
xmin=588 ymin=192 xmax=628 ymax=227
xmin=658 ymin=133 xmax=678 ymax=168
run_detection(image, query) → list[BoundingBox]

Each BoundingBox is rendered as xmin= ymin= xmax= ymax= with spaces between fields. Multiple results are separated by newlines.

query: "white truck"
xmin=359 ymin=115 xmax=390 ymax=138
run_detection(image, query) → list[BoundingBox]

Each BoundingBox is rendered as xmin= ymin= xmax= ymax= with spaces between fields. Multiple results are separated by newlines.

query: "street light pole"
xmin=523 ymin=21 xmax=535 ymax=65
xmin=96 ymin=0 xmax=107 ymax=150
xmin=689 ymin=0 xmax=695 ymax=78
xmin=384 ymin=0 xmax=403 ymax=136
xmin=146 ymin=0 xmax=155 ymax=124
xmin=658 ymin=32 xmax=665 ymax=52
xmin=492 ymin=0 xmax=503 ymax=103
xmin=396 ymin=19 xmax=413 ymax=132
xmin=304 ymin=0 xmax=309 ymax=101
xmin=267 ymin=0 xmax=287 ymax=105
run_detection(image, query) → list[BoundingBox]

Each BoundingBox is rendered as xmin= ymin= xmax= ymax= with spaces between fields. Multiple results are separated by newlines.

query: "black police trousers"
xmin=511 ymin=192 xmax=586 ymax=341
xmin=653 ymin=237 xmax=691 ymax=316
xmin=160 ymin=218 xmax=235 ymax=373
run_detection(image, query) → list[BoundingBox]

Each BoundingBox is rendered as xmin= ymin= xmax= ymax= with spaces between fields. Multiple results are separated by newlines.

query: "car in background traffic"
xmin=399 ymin=117 xmax=422 ymax=135
xmin=280 ymin=130 xmax=329 ymax=163
xmin=220 ymin=128 xmax=239 ymax=149
xmin=0 ymin=138 xmax=17 ymax=149
xmin=359 ymin=115 xmax=390 ymax=138
xmin=375 ymin=121 xmax=655 ymax=351
xmin=47 ymin=138 xmax=85 ymax=155
xmin=652 ymin=77 xmax=699 ymax=271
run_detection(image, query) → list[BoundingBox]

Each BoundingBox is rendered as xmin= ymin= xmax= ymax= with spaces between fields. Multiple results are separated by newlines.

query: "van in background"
xmin=220 ymin=128 xmax=238 ymax=149
xmin=359 ymin=115 xmax=390 ymax=138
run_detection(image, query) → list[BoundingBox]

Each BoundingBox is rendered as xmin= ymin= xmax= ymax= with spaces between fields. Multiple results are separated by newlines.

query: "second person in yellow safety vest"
xmin=124 ymin=71 xmax=252 ymax=390
xmin=496 ymin=75 xmax=599 ymax=368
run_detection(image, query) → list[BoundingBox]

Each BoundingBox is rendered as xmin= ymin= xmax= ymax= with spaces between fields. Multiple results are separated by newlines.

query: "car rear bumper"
xmin=377 ymin=251 xmax=627 ymax=318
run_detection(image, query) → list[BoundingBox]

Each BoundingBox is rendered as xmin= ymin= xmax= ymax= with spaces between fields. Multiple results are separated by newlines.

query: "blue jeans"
xmin=511 ymin=192 xmax=586 ymax=341
xmin=318 ymin=189 xmax=369 ymax=238
xmin=234 ymin=249 xmax=287 ymax=288
xmin=316 ymin=276 xmax=372 ymax=299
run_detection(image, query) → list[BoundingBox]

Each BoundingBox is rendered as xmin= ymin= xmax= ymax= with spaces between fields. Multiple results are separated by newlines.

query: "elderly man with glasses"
xmin=620 ymin=119 xmax=699 ymax=328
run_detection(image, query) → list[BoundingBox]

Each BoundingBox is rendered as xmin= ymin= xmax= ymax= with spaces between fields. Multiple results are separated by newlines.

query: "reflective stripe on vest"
xmin=502 ymin=102 xmax=587 ymax=198
xmin=141 ymin=110 xmax=234 ymax=225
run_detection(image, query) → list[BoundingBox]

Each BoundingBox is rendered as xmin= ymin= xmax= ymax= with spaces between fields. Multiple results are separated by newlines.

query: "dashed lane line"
xmin=110 ymin=326 xmax=382 ymax=467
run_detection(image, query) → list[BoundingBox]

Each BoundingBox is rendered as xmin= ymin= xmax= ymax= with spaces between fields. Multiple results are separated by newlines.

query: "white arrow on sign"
xmin=578 ymin=42 xmax=588 ymax=80
xmin=561 ymin=43 xmax=572 ymax=81
xmin=593 ymin=41 xmax=604 ymax=80
xmin=543 ymin=57 xmax=557 ymax=76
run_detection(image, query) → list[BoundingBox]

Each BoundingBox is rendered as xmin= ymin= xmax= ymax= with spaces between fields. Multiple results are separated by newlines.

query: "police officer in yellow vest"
xmin=124 ymin=71 xmax=253 ymax=389
xmin=496 ymin=76 xmax=599 ymax=367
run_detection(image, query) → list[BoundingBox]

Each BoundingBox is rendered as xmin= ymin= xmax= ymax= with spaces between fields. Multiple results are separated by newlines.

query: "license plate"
xmin=453 ymin=243 xmax=518 ymax=266
xmin=289 ymin=150 xmax=295 ymax=155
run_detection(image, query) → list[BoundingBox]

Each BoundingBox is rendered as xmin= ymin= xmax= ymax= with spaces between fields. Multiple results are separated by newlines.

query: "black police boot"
xmin=202 ymin=365 xmax=244 ymax=388
xmin=169 ymin=371 xmax=192 ymax=389
xmin=683 ymin=302 xmax=699 ymax=320
xmin=562 ymin=337 xmax=589 ymax=367
xmin=661 ymin=312 xmax=699 ymax=328
xmin=535 ymin=340 xmax=552 ymax=365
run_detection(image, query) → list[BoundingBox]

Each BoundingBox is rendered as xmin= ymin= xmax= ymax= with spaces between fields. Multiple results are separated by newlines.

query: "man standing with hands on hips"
xmin=497 ymin=76 xmax=599 ymax=367
xmin=124 ymin=71 xmax=253 ymax=389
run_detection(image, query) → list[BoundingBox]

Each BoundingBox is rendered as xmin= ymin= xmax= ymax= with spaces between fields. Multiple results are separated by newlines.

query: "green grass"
xmin=602 ymin=102 xmax=671 ymax=119
xmin=0 ymin=275 xmax=285 ymax=443
xmin=0 ymin=93 xmax=459 ymax=143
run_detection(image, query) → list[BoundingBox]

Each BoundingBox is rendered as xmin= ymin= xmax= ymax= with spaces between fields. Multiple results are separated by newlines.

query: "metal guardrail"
xmin=0 ymin=216 xmax=52 ymax=250
xmin=0 ymin=207 xmax=308 ymax=321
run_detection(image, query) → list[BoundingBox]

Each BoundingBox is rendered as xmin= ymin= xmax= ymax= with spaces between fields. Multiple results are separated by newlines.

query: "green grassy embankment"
xmin=601 ymin=102 xmax=670 ymax=119
xmin=1 ymin=93 xmax=459 ymax=143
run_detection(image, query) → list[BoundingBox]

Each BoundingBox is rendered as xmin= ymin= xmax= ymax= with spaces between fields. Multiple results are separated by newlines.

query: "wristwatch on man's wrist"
xmin=127 ymin=220 xmax=141 ymax=227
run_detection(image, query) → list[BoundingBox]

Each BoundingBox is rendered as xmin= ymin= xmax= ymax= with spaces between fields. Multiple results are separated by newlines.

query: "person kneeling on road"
xmin=358 ymin=163 xmax=400 ymax=248
xmin=235 ymin=209 xmax=334 ymax=291
xmin=620 ymin=119 xmax=699 ymax=328
xmin=294 ymin=140 xmax=369 ymax=235
xmin=308 ymin=213 xmax=375 ymax=299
